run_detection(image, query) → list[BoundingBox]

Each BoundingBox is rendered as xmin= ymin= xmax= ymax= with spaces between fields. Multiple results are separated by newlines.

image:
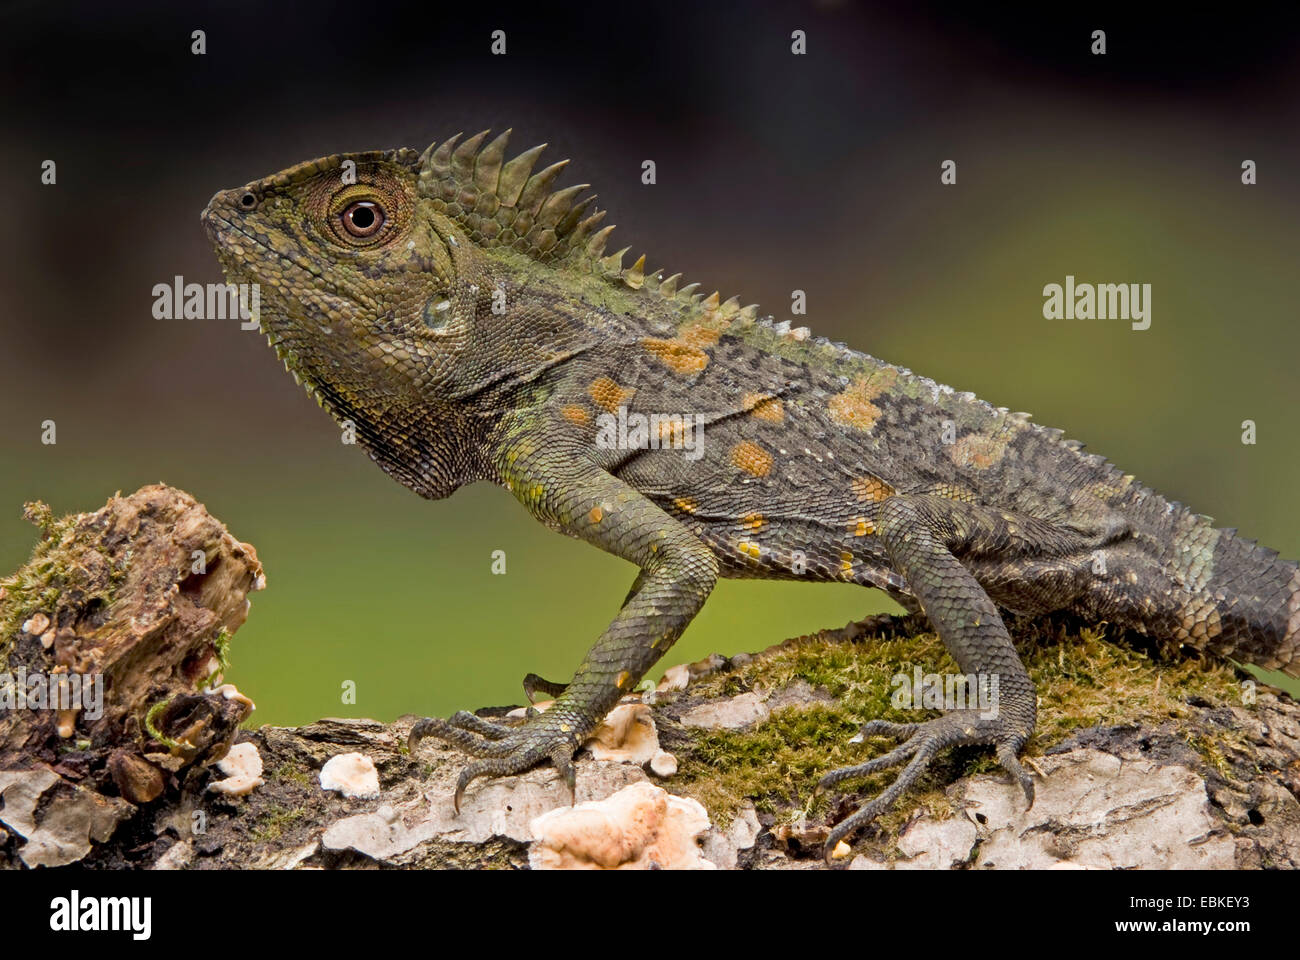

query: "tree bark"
xmin=2 ymin=486 xmax=1297 ymax=870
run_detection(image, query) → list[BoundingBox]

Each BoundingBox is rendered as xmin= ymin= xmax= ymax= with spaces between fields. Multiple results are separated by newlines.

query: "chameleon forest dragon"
xmin=203 ymin=130 xmax=1300 ymax=854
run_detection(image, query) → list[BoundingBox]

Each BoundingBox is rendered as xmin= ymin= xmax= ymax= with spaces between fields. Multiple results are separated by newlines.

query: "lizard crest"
xmin=417 ymin=129 xmax=759 ymax=317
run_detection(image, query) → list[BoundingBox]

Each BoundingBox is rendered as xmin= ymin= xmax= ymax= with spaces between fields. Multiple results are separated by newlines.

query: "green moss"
xmin=675 ymin=620 xmax=1245 ymax=833
xmin=270 ymin=762 xmax=312 ymax=787
xmin=0 ymin=497 xmax=126 ymax=674
xmin=0 ymin=501 xmax=80 ymax=670
xmin=199 ymin=628 xmax=234 ymax=688
xmin=251 ymin=804 xmax=306 ymax=842
xmin=144 ymin=696 xmax=184 ymax=751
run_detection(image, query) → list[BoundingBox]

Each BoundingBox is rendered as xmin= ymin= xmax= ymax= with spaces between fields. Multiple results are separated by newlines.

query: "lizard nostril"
xmin=239 ymin=192 xmax=257 ymax=209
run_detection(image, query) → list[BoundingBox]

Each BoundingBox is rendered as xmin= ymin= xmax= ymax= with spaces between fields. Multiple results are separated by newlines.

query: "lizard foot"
xmin=816 ymin=710 xmax=1034 ymax=860
xmin=408 ymin=708 xmax=585 ymax=812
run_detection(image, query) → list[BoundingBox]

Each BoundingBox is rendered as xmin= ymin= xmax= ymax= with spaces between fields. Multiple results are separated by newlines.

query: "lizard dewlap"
xmin=203 ymin=129 xmax=1300 ymax=855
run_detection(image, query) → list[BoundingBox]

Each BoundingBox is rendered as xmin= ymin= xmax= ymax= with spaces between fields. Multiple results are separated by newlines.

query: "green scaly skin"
xmin=203 ymin=129 xmax=1300 ymax=857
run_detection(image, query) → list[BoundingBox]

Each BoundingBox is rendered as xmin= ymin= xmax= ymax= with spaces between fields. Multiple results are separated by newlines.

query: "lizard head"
xmin=203 ymin=130 xmax=619 ymax=496
xmin=200 ymin=147 xmax=466 ymax=384
xmin=202 ymin=147 xmax=486 ymax=496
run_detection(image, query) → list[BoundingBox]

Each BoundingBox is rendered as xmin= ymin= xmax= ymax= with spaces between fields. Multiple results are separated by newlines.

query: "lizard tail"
xmin=1102 ymin=495 xmax=1300 ymax=677
xmin=1019 ymin=414 xmax=1300 ymax=675
xmin=1189 ymin=525 xmax=1300 ymax=677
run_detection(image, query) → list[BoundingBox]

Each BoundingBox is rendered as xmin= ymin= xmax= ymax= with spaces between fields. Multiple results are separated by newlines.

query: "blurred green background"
xmin=3 ymin=2 xmax=1299 ymax=724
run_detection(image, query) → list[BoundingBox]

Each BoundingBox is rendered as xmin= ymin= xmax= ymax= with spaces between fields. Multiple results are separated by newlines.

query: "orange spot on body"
xmin=589 ymin=506 xmax=603 ymax=524
xmin=674 ymin=496 xmax=699 ymax=514
xmin=742 ymin=511 xmax=766 ymax=532
xmin=950 ymin=433 xmax=1008 ymax=471
xmin=829 ymin=375 xmax=893 ymax=432
xmin=641 ymin=338 xmax=710 ymax=375
xmin=561 ymin=404 xmax=591 ymax=425
xmin=730 ymin=441 xmax=774 ymax=477
xmin=929 ymin=482 xmax=975 ymax=503
xmin=657 ymin=418 xmax=688 ymax=445
xmin=851 ymin=475 xmax=894 ymax=502
xmin=587 ymin=376 xmax=635 ymax=413
xmin=680 ymin=321 xmax=723 ymax=350
xmin=743 ymin=393 xmax=785 ymax=424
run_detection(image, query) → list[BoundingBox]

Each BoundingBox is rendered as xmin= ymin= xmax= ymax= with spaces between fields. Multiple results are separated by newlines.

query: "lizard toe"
xmin=819 ymin=709 xmax=1033 ymax=857
xmin=816 ymin=737 xmax=923 ymax=794
xmin=851 ymin=718 xmax=920 ymax=743
xmin=447 ymin=709 xmax=515 ymax=740
xmin=997 ymin=738 xmax=1036 ymax=807
xmin=430 ymin=709 xmax=589 ymax=812
xmin=409 ymin=716 xmax=518 ymax=758
xmin=522 ymin=672 xmax=569 ymax=703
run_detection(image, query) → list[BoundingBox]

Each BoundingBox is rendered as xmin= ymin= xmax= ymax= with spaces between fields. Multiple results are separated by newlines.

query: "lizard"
xmin=202 ymin=129 xmax=1300 ymax=855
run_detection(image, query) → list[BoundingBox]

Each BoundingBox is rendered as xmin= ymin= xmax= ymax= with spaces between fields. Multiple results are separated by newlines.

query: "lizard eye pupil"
xmin=239 ymin=192 xmax=257 ymax=209
xmin=342 ymin=200 xmax=384 ymax=238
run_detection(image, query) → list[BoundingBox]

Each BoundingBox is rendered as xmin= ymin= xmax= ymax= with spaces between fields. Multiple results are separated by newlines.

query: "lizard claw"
xmin=551 ymin=744 xmax=577 ymax=803
xmin=817 ymin=709 xmax=1034 ymax=860
xmin=998 ymin=740 xmax=1036 ymax=808
xmin=407 ymin=716 xmax=439 ymax=756
xmin=409 ymin=705 xmax=589 ymax=812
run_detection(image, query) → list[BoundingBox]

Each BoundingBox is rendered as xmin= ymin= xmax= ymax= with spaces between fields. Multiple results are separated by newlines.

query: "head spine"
xmin=418 ymin=129 xmax=756 ymax=316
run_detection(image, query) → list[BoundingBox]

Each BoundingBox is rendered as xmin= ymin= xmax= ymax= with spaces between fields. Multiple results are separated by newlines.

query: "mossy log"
xmin=1 ymin=486 xmax=1298 ymax=870
xmin=0 ymin=485 xmax=262 ymax=866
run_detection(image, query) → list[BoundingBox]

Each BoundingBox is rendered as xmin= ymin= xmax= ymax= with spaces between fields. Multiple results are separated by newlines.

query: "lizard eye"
xmin=341 ymin=200 xmax=385 ymax=238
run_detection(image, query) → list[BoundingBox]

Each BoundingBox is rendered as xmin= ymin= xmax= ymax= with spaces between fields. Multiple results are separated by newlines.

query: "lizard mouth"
xmin=202 ymin=206 xmax=347 ymax=302
xmin=200 ymin=191 xmax=364 ymax=330
xmin=201 ymin=193 xmax=413 ymax=432
xmin=201 ymin=200 xmax=350 ymax=402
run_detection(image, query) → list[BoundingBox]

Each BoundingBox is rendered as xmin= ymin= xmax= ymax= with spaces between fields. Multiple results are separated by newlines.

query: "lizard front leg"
xmin=409 ymin=448 xmax=718 ymax=810
xmin=818 ymin=494 xmax=1038 ymax=856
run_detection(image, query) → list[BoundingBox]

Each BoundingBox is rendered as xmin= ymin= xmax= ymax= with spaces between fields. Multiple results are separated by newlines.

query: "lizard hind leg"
xmin=817 ymin=494 xmax=1039 ymax=860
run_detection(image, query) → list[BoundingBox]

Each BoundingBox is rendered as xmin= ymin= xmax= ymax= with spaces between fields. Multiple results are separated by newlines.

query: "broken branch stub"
xmin=0 ymin=484 xmax=264 ymax=866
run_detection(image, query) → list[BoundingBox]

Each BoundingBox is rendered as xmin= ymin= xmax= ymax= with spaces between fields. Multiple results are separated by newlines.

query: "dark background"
xmin=3 ymin=1 xmax=1299 ymax=722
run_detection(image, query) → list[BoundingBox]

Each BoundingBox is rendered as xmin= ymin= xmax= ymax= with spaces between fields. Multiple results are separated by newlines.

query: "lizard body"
xmin=203 ymin=131 xmax=1300 ymax=852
